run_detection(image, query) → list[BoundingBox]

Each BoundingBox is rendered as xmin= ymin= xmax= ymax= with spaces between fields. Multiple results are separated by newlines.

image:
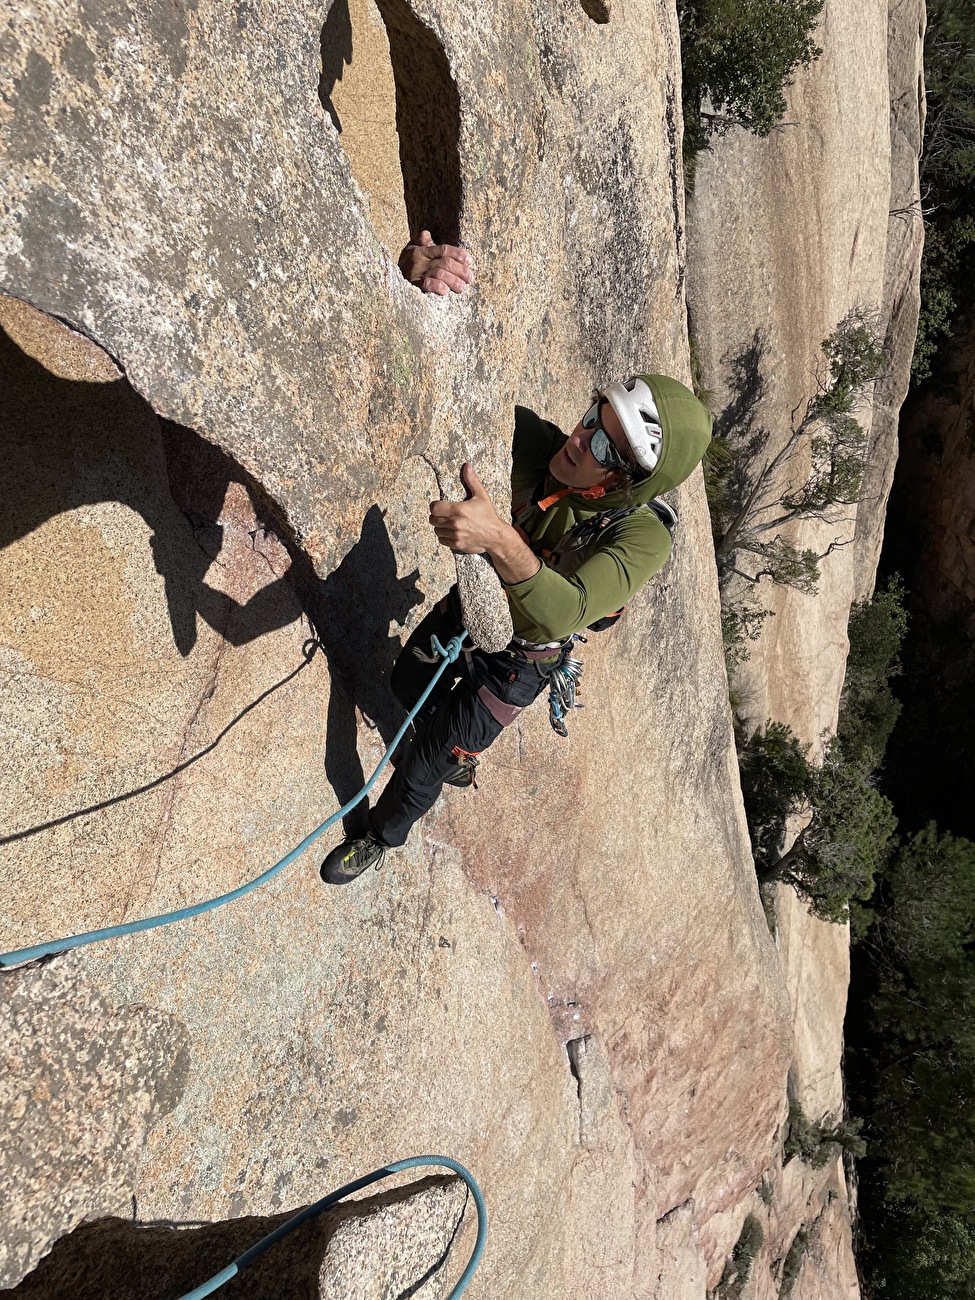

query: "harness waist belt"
xmin=477 ymin=685 xmax=527 ymax=727
xmin=511 ymin=645 xmax=565 ymax=662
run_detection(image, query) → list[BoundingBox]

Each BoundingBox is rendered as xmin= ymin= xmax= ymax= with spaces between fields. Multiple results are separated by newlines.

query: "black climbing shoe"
xmin=444 ymin=752 xmax=479 ymax=789
xmin=320 ymin=833 xmax=386 ymax=885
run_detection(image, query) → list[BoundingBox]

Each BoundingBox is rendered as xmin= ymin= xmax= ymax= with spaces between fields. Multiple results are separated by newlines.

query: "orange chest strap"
xmin=536 ymin=483 xmax=607 ymax=511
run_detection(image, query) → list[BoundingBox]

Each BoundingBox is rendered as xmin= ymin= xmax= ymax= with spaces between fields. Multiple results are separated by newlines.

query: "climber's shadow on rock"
xmin=0 ymin=316 xmax=320 ymax=845
xmin=0 ymin=322 xmax=302 ymax=659
xmin=297 ymin=505 xmax=424 ymax=837
xmin=1 ymin=312 xmax=424 ymax=845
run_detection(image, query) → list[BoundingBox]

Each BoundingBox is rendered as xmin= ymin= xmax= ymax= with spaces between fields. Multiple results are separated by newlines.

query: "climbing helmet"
xmin=600 ymin=376 xmax=664 ymax=474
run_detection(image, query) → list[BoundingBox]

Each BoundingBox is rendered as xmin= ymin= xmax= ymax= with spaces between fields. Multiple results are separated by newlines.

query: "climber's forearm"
xmin=484 ymin=523 xmax=542 ymax=585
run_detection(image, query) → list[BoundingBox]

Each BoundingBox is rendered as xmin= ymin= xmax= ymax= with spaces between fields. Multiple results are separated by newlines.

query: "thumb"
xmin=418 ymin=229 xmax=434 ymax=247
xmin=461 ymin=461 xmax=486 ymax=498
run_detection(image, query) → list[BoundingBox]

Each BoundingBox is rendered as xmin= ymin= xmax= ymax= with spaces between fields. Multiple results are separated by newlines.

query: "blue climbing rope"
xmin=177 ymin=1154 xmax=486 ymax=1300
xmin=0 ymin=633 xmax=468 ymax=968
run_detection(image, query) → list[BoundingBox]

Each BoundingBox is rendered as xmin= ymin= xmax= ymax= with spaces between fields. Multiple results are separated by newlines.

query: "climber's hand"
xmin=399 ymin=230 xmax=475 ymax=296
xmin=429 ymin=463 xmax=503 ymax=553
xmin=430 ymin=464 xmax=541 ymax=584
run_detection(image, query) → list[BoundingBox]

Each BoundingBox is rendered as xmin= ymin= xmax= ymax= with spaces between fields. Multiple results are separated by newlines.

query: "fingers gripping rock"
xmin=430 ymin=457 xmax=512 ymax=651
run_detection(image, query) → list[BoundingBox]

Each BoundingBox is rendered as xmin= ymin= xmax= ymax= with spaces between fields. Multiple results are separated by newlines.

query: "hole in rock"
xmin=579 ymin=0 xmax=610 ymax=21
xmin=319 ymin=0 xmax=462 ymax=252
xmin=566 ymin=1034 xmax=590 ymax=1104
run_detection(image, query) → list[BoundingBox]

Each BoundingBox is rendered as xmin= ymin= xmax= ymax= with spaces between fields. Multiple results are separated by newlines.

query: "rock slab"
xmin=8 ymin=1175 xmax=467 ymax=1299
xmin=0 ymin=955 xmax=190 ymax=1289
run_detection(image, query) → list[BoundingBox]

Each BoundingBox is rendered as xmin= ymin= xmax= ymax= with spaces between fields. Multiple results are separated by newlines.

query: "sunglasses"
xmin=581 ymin=402 xmax=633 ymax=474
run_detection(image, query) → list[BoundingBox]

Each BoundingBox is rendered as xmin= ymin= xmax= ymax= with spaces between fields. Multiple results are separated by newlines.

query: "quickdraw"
xmin=548 ymin=635 xmax=587 ymax=737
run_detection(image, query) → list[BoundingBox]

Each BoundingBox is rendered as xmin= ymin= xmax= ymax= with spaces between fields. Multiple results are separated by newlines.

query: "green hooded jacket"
xmin=504 ymin=375 xmax=713 ymax=644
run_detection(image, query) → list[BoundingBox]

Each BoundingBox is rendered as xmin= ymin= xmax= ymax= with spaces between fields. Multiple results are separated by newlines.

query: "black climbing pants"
xmin=368 ymin=587 xmax=558 ymax=849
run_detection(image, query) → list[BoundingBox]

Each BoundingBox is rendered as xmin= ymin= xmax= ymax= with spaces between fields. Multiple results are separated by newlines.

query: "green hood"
xmin=544 ymin=373 xmax=713 ymax=515
xmin=629 ymin=373 xmax=713 ymax=501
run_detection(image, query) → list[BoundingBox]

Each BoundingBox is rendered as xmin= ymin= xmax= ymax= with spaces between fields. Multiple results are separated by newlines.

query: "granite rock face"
xmin=687 ymin=0 xmax=899 ymax=743
xmin=852 ymin=0 xmax=926 ymax=602
xmin=0 ymin=0 xmax=691 ymax=652
xmin=0 ymin=955 xmax=190 ymax=1289
xmin=0 ymin=1 xmax=797 ymax=1296
xmin=685 ymin=0 xmax=924 ymax=1294
xmin=8 ymin=1175 xmax=468 ymax=1299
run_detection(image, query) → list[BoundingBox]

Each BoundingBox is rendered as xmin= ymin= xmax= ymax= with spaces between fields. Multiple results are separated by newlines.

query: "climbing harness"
xmin=177 ymin=1154 xmax=486 ymax=1300
xmin=548 ymin=635 xmax=586 ymax=738
xmin=0 ymin=633 xmax=469 ymax=968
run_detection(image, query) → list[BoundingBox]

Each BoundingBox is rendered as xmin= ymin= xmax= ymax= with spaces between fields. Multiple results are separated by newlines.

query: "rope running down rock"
xmin=0 ymin=634 xmax=468 ymax=968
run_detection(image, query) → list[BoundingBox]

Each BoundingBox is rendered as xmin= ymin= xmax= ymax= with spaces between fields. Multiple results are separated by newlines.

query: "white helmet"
xmin=602 ymin=376 xmax=664 ymax=474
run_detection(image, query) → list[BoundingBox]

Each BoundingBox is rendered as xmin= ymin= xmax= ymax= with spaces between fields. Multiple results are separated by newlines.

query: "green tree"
xmin=739 ymin=726 xmax=896 ymax=922
xmin=713 ymin=310 xmax=886 ymax=596
xmin=910 ymin=0 xmax=975 ymax=379
xmin=920 ymin=0 xmax=975 ymax=195
xmin=911 ymin=219 xmax=975 ymax=381
xmin=737 ymin=721 xmax=815 ymax=864
xmin=866 ymin=1204 xmax=975 ymax=1300
xmin=837 ymin=576 xmax=909 ymax=764
xmin=678 ymin=0 xmax=824 ymax=143
xmin=866 ymin=827 xmax=975 ymax=1212
xmin=784 ymin=1100 xmax=865 ymax=1167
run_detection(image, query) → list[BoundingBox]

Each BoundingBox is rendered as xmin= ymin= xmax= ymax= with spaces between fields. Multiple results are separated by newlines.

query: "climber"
xmin=319 ymin=237 xmax=713 ymax=884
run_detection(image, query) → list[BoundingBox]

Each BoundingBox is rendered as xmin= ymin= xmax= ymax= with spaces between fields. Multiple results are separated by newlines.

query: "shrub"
xmin=721 ymin=592 xmax=773 ymax=671
xmin=711 ymin=1213 xmax=766 ymax=1299
xmin=784 ymin=1101 xmax=865 ymax=1173
xmin=679 ymin=0 xmax=824 ymax=143
xmin=838 ymin=576 xmax=909 ymax=764
xmin=703 ymin=422 xmax=735 ymax=538
xmin=739 ymin=726 xmax=897 ymax=923
xmin=778 ymin=1223 xmax=814 ymax=1299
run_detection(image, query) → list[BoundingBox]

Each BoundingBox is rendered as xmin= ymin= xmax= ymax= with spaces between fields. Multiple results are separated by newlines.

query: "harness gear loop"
xmin=548 ymin=635 xmax=586 ymax=737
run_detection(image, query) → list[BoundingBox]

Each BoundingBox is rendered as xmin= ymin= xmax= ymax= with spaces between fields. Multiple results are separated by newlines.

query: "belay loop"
xmin=548 ymin=635 xmax=586 ymax=737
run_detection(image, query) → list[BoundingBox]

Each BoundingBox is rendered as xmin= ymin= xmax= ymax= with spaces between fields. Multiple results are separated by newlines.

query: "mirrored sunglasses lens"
xmin=581 ymin=403 xmax=599 ymax=429
xmin=590 ymin=428 xmax=619 ymax=469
